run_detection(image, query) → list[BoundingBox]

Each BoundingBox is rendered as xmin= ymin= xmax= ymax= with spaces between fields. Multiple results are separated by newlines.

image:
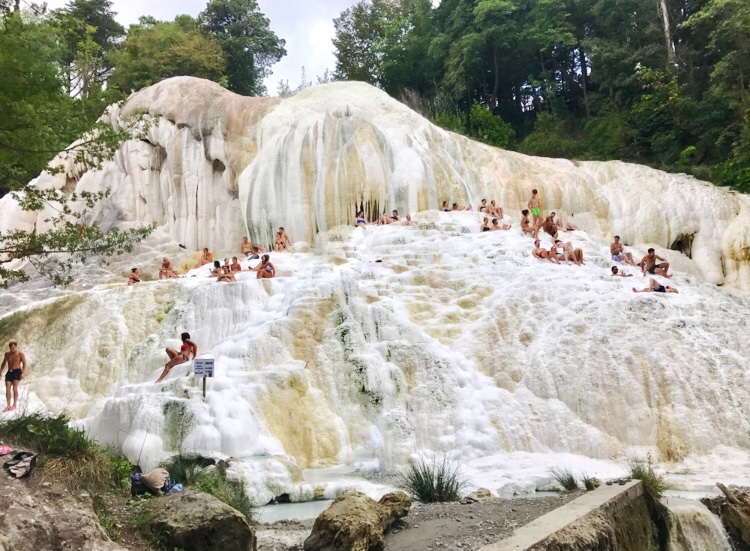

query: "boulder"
xmin=145 ymin=489 xmax=256 ymax=551
xmin=303 ymin=491 xmax=411 ymax=551
xmin=701 ymin=483 xmax=750 ymax=549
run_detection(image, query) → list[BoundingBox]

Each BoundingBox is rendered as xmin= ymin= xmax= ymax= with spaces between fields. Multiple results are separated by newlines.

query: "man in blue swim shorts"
xmin=639 ymin=248 xmax=671 ymax=278
xmin=610 ymin=236 xmax=637 ymax=265
xmin=1 ymin=342 xmax=27 ymax=412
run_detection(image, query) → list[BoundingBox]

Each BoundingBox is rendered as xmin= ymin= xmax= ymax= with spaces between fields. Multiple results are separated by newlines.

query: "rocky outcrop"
xmin=701 ymin=483 xmax=750 ymax=550
xmin=144 ymin=489 xmax=256 ymax=551
xmin=303 ymin=491 xmax=411 ymax=551
xmin=0 ymin=476 xmax=125 ymax=551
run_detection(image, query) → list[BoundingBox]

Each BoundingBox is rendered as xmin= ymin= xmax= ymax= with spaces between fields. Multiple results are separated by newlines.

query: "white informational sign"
xmin=193 ymin=358 xmax=215 ymax=378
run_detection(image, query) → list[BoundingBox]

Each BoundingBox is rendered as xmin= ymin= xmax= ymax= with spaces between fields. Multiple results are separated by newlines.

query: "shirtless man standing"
xmin=527 ymin=189 xmax=542 ymax=227
xmin=1 ymin=342 xmax=26 ymax=412
xmin=611 ymin=236 xmax=636 ymax=266
xmin=640 ymin=248 xmax=671 ymax=278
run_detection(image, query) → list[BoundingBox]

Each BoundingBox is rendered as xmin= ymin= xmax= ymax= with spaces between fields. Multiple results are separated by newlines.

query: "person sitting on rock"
xmin=640 ymin=248 xmax=670 ymax=278
xmin=230 ymin=257 xmax=242 ymax=272
xmin=490 ymin=200 xmax=504 ymax=220
xmin=633 ymin=278 xmax=678 ymax=293
xmin=196 ymin=248 xmax=213 ymax=268
xmin=156 ymin=332 xmax=197 ymax=383
xmin=442 ymin=201 xmax=451 ymax=212
xmin=611 ymin=236 xmax=637 ymax=266
xmin=478 ymin=199 xmax=488 ymax=212
xmin=481 ymin=217 xmax=491 ymax=232
xmin=223 ymin=258 xmax=232 ymax=273
xmin=274 ymin=227 xmax=292 ymax=252
xmin=241 ymin=237 xmax=254 ymax=257
xmin=403 ymin=214 xmax=418 ymax=226
xmin=356 ymin=210 xmax=367 ymax=228
xmin=452 ymin=202 xmax=471 ymax=211
xmin=548 ymin=240 xmax=563 ymax=264
xmin=379 ymin=210 xmax=400 ymax=225
xmin=253 ymin=254 xmax=276 ymax=279
xmin=159 ymin=258 xmax=178 ymax=279
xmin=128 ymin=268 xmax=141 ymax=286
xmin=611 ymin=266 xmax=633 ymax=277
xmin=491 ymin=218 xmax=511 ymax=231
xmin=210 ymin=261 xmax=222 ymax=277
xmin=521 ymin=210 xmax=538 ymax=238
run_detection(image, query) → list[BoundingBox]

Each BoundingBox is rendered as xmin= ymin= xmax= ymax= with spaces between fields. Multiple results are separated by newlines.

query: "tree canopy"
xmin=199 ymin=0 xmax=286 ymax=96
xmin=332 ymin=0 xmax=750 ymax=191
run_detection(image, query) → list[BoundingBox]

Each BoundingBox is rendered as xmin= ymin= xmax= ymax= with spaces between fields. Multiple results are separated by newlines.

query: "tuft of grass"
xmin=399 ymin=455 xmax=468 ymax=503
xmin=629 ymin=456 xmax=669 ymax=500
xmin=581 ymin=474 xmax=598 ymax=491
xmin=550 ymin=466 xmax=580 ymax=492
xmin=0 ymin=412 xmax=131 ymax=493
xmin=160 ymin=455 xmax=254 ymax=521
xmin=92 ymin=495 xmax=120 ymax=541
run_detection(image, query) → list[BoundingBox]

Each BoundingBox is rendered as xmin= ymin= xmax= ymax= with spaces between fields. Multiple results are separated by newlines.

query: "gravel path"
xmin=255 ymin=492 xmax=584 ymax=551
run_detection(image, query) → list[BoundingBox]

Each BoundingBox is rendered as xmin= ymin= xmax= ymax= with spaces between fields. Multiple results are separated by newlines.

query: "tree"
xmin=0 ymin=10 xmax=154 ymax=286
xmin=52 ymin=0 xmax=125 ymax=97
xmin=110 ymin=16 xmax=227 ymax=94
xmin=199 ymin=0 xmax=286 ymax=96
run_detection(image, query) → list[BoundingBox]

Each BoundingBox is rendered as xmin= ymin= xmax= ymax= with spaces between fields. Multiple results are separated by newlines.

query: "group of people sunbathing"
xmin=356 ymin=210 xmax=418 ymax=228
xmin=128 ymin=229 xmax=292 ymax=285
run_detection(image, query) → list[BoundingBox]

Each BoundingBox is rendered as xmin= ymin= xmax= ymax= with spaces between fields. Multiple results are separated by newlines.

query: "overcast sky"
xmin=42 ymin=0 xmax=356 ymax=95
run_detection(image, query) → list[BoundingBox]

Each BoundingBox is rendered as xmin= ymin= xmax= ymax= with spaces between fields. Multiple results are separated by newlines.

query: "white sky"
xmin=41 ymin=0 xmax=356 ymax=94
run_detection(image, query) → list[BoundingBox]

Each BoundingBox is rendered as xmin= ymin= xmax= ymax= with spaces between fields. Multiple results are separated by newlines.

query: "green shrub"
xmin=399 ymin=455 xmax=467 ymax=503
xmin=160 ymin=455 xmax=253 ymax=521
xmin=549 ymin=466 xmax=579 ymax=492
xmin=629 ymin=456 xmax=669 ymax=500
xmin=0 ymin=412 xmax=131 ymax=493
xmin=581 ymin=474 xmax=598 ymax=491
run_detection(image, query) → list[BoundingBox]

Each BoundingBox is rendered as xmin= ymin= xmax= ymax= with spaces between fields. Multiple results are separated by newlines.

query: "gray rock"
xmin=304 ymin=491 xmax=411 ymax=551
xmin=145 ymin=490 xmax=256 ymax=551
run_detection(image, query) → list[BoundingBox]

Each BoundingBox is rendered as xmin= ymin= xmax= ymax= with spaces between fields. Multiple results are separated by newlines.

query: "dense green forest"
xmin=1 ymin=0 xmax=748 ymax=197
xmin=332 ymin=0 xmax=750 ymax=191
xmin=0 ymin=0 xmax=284 ymax=196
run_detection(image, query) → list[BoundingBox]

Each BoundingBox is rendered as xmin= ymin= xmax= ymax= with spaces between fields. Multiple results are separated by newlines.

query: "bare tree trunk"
xmin=578 ymin=44 xmax=590 ymax=116
xmin=658 ymin=0 xmax=676 ymax=68
xmin=489 ymin=48 xmax=500 ymax=110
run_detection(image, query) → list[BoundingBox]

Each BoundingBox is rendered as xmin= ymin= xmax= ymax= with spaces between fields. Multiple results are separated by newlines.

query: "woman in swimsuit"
xmin=481 ymin=217 xmax=491 ymax=232
xmin=128 ymin=268 xmax=140 ymax=286
xmin=230 ymin=257 xmax=242 ymax=272
xmin=196 ymin=248 xmax=213 ymax=268
xmin=521 ymin=210 xmax=538 ymax=238
xmin=479 ymin=199 xmax=488 ymax=212
xmin=356 ymin=210 xmax=367 ymax=228
xmin=157 ymin=332 xmax=198 ymax=383
xmin=255 ymin=254 xmax=276 ymax=279
xmin=633 ymin=279 xmax=678 ymax=294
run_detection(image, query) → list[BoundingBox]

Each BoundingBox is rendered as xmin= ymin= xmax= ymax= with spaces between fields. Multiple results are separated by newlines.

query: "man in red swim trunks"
xmin=1 ymin=341 xmax=27 ymax=412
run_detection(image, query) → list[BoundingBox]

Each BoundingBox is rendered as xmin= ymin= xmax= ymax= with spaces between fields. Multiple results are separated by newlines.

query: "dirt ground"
xmin=255 ymin=492 xmax=584 ymax=551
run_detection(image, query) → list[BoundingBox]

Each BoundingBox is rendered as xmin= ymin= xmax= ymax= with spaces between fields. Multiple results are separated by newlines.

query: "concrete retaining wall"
xmin=478 ymin=481 xmax=659 ymax=551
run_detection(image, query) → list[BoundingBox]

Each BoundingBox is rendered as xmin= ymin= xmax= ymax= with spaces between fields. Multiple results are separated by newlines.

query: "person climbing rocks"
xmin=156 ymin=333 xmax=197 ymax=383
xmin=1 ymin=342 xmax=26 ymax=412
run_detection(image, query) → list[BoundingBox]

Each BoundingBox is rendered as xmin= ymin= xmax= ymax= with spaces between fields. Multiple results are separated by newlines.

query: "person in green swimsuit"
xmin=527 ymin=189 xmax=542 ymax=227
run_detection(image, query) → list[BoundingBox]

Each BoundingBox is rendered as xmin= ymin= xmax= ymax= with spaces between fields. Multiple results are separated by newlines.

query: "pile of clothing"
xmin=1 ymin=445 xmax=37 ymax=478
xmin=131 ymin=467 xmax=183 ymax=496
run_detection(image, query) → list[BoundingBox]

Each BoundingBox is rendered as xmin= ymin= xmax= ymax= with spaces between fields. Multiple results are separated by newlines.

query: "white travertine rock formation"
xmin=1 ymin=76 xmax=748 ymax=288
xmin=1 ymin=77 xmax=750 ymax=505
